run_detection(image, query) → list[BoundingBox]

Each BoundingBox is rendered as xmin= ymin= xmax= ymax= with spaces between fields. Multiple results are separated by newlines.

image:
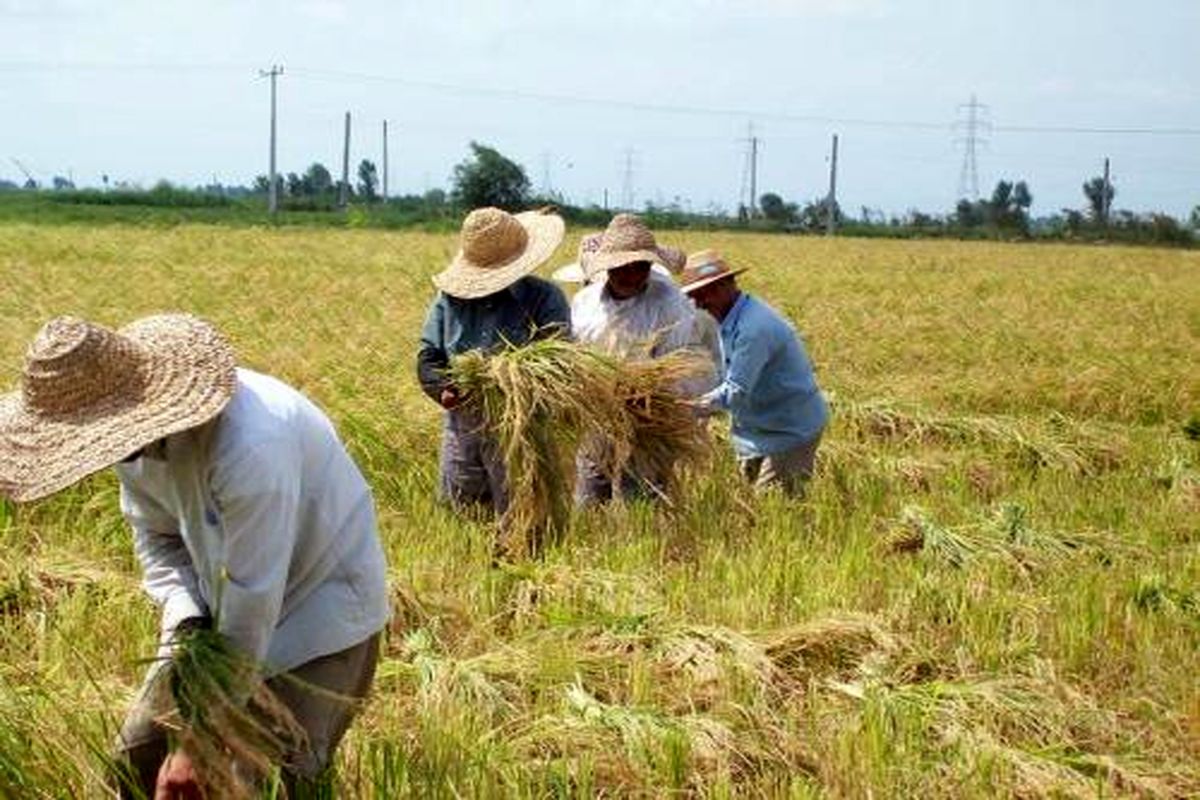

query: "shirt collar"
xmin=721 ymin=292 xmax=750 ymax=336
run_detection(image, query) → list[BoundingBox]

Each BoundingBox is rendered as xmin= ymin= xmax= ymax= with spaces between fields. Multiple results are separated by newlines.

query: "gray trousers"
xmin=737 ymin=435 xmax=822 ymax=497
xmin=439 ymin=409 xmax=508 ymax=516
xmin=110 ymin=632 xmax=381 ymax=799
xmin=574 ymin=451 xmax=669 ymax=506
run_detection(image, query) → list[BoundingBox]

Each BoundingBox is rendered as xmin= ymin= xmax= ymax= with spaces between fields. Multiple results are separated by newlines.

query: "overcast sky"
xmin=2 ymin=0 xmax=1197 ymax=217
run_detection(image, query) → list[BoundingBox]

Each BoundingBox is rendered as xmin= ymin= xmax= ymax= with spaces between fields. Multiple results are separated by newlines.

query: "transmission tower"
xmin=955 ymin=94 xmax=990 ymax=200
xmin=620 ymin=148 xmax=636 ymax=210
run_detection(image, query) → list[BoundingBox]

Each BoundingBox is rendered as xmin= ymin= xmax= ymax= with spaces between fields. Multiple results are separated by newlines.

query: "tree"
xmin=356 ymin=159 xmax=379 ymax=203
xmin=1189 ymin=205 xmax=1200 ymax=231
xmin=1083 ymin=176 xmax=1115 ymax=223
xmin=304 ymin=163 xmax=334 ymax=196
xmin=51 ymin=175 xmax=75 ymax=191
xmin=451 ymin=142 xmax=529 ymax=210
xmin=759 ymin=192 xmax=797 ymax=223
xmin=285 ymin=172 xmax=304 ymax=197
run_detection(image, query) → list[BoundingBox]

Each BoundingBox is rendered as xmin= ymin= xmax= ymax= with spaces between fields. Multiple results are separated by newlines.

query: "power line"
xmin=4 ymin=60 xmax=1199 ymax=137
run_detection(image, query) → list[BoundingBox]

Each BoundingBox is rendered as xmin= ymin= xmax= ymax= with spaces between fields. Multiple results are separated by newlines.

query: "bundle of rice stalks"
xmin=885 ymin=504 xmax=1118 ymax=570
xmin=837 ymin=398 xmax=1124 ymax=475
xmin=884 ymin=505 xmax=1001 ymax=567
xmin=762 ymin=614 xmax=899 ymax=684
xmin=844 ymin=669 xmax=1193 ymax=798
xmin=448 ymin=338 xmax=711 ymax=558
xmin=153 ymin=629 xmax=306 ymax=799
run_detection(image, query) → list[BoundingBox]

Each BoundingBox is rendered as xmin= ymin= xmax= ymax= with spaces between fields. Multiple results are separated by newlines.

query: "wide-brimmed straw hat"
xmin=585 ymin=213 xmax=666 ymax=279
xmin=434 ymin=206 xmax=565 ymax=299
xmin=551 ymin=232 xmax=604 ymax=284
xmin=679 ymin=249 xmax=748 ymax=295
xmin=0 ymin=314 xmax=237 ymax=502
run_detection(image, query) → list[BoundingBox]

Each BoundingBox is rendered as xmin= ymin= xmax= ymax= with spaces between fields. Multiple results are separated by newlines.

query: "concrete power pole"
xmin=259 ymin=65 xmax=283 ymax=215
xmin=748 ymin=125 xmax=759 ymax=217
xmin=339 ymin=111 xmax=351 ymax=209
xmin=826 ymin=133 xmax=839 ymax=236
xmin=621 ymin=148 xmax=636 ymax=210
xmin=1101 ymin=157 xmax=1112 ymax=228
xmin=382 ymin=119 xmax=389 ymax=202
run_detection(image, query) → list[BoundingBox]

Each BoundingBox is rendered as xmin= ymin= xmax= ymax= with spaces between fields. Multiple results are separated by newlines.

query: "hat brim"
xmin=585 ymin=249 xmax=666 ymax=280
xmin=681 ymin=267 xmax=748 ymax=295
xmin=554 ymin=261 xmax=671 ymax=284
xmin=433 ymin=211 xmax=566 ymax=299
xmin=551 ymin=262 xmax=588 ymax=284
xmin=0 ymin=315 xmax=236 ymax=502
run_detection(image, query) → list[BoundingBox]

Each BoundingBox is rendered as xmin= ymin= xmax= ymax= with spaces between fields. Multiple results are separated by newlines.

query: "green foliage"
xmin=451 ymin=141 xmax=530 ymax=210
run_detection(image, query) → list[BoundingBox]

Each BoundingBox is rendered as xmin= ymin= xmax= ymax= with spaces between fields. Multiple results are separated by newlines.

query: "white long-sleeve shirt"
xmin=116 ymin=369 xmax=389 ymax=674
xmin=572 ymin=271 xmax=696 ymax=357
xmin=571 ymin=272 xmax=722 ymax=394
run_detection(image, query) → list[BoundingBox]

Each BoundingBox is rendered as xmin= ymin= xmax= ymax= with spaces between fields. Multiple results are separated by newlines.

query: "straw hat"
xmin=551 ymin=232 xmax=604 ymax=284
xmin=679 ymin=249 xmax=748 ymax=295
xmin=657 ymin=246 xmax=687 ymax=275
xmin=0 ymin=314 xmax=236 ymax=502
xmin=434 ymin=207 xmax=565 ymax=299
xmin=585 ymin=213 xmax=666 ymax=279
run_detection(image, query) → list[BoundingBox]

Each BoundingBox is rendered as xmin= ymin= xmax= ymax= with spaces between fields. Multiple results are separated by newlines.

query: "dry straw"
xmin=448 ymin=338 xmax=711 ymax=558
xmin=153 ymin=629 xmax=306 ymax=799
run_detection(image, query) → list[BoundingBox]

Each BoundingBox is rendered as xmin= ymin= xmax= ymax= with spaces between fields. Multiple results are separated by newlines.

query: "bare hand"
xmin=439 ymin=386 xmax=463 ymax=410
xmin=155 ymin=751 xmax=202 ymax=800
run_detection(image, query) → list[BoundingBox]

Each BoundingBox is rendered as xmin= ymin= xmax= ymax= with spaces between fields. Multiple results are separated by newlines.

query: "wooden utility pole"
xmin=259 ymin=65 xmax=283 ymax=215
xmin=826 ymin=133 xmax=839 ymax=236
xmin=339 ymin=111 xmax=351 ymax=209
xmin=382 ymin=119 xmax=389 ymax=202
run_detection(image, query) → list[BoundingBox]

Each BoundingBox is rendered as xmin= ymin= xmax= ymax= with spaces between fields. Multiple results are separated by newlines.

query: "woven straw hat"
xmin=0 ymin=314 xmax=236 ymax=502
xmin=679 ymin=249 xmax=748 ymax=295
xmin=434 ymin=206 xmax=565 ymax=299
xmin=555 ymin=233 xmax=679 ymax=285
xmin=551 ymin=232 xmax=604 ymax=284
xmin=585 ymin=213 xmax=666 ymax=279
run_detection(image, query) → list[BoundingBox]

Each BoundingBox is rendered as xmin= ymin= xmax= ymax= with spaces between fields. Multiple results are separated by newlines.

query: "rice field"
xmin=0 ymin=222 xmax=1197 ymax=797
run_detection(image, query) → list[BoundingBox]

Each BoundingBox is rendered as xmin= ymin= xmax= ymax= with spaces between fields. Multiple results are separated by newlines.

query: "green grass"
xmin=0 ymin=223 xmax=1197 ymax=797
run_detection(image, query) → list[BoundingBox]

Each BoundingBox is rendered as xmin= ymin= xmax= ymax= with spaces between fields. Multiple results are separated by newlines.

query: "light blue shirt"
xmin=701 ymin=293 xmax=828 ymax=457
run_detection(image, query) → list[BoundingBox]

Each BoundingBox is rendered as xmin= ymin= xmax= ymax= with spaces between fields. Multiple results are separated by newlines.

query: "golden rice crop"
xmin=448 ymin=338 xmax=711 ymax=558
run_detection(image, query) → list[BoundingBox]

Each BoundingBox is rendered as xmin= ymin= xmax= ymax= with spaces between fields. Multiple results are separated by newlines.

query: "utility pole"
xmin=259 ymin=65 xmax=283 ymax=215
xmin=826 ymin=133 xmax=839 ymax=236
xmin=382 ymin=119 xmax=389 ymax=202
xmin=339 ymin=111 xmax=351 ymax=209
xmin=955 ymin=94 xmax=989 ymax=200
xmin=749 ymin=129 xmax=758 ymax=217
xmin=1101 ymin=157 xmax=1111 ymax=228
xmin=621 ymin=148 xmax=636 ymax=210
xmin=739 ymin=123 xmax=760 ymax=217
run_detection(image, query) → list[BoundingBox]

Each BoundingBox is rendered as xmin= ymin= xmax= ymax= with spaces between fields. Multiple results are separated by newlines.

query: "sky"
xmin=1 ymin=0 xmax=1198 ymax=218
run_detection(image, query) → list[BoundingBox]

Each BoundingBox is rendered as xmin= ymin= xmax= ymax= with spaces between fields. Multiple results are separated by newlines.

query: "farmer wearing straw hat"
xmin=681 ymin=249 xmax=829 ymax=496
xmin=552 ymin=232 xmax=687 ymax=289
xmin=0 ymin=314 xmax=389 ymax=797
xmin=418 ymin=206 xmax=571 ymax=518
xmin=569 ymin=213 xmax=718 ymax=504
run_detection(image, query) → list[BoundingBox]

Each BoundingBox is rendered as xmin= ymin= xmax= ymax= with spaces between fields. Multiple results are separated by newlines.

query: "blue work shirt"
xmin=416 ymin=276 xmax=571 ymax=402
xmin=702 ymin=292 xmax=828 ymax=457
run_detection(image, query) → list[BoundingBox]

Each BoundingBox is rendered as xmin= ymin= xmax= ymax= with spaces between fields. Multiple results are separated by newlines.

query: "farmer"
xmin=0 ymin=314 xmax=390 ymax=797
xmin=417 ymin=206 xmax=571 ymax=518
xmin=570 ymin=213 xmax=718 ymax=503
xmin=681 ymin=249 xmax=829 ymax=496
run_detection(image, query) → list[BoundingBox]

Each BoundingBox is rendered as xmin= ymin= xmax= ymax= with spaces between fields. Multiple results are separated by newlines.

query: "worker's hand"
xmin=155 ymin=751 xmax=202 ymax=800
xmin=439 ymin=386 xmax=463 ymax=410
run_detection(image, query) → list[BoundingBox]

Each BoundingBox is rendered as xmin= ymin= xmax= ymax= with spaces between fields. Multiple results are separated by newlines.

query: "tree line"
xmin=3 ymin=142 xmax=1197 ymax=245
